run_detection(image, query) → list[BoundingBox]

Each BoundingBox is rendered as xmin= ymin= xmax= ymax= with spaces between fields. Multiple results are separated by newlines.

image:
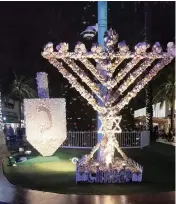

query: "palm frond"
xmin=10 ymin=73 xmax=37 ymax=101
xmin=153 ymin=72 xmax=175 ymax=108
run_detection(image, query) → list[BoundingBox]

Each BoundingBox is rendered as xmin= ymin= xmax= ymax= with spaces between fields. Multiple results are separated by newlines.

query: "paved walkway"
xmin=0 ymin=145 xmax=175 ymax=204
xmin=157 ymin=138 xmax=176 ymax=146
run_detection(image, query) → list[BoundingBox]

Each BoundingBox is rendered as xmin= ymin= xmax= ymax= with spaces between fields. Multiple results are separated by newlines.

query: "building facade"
xmin=1 ymin=97 xmax=20 ymax=129
xmin=134 ymin=100 xmax=176 ymax=131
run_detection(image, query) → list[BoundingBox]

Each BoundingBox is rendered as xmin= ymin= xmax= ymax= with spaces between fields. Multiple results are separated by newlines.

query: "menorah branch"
xmin=81 ymin=59 xmax=107 ymax=86
xmin=63 ymin=59 xmax=104 ymax=102
xmin=110 ymin=56 xmax=141 ymax=88
xmin=113 ymin=57 xmax=174 ymax=112
xmin=94 ymin=58 xmax=124 ymax=77
xmin=47 ymin=51 xmax=170 ymax=60
xmin=119 ymin=59 xmax=154 ymax=92
xmin=49 ymin=58 xmax=106 ymax=114
xmin=111 ymin=58 xmax=124 ymax=72
xmin=110 ymin=58 xmax=154 ymax=104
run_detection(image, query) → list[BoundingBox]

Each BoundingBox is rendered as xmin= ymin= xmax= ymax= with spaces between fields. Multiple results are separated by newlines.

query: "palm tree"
xmin=117 ymin=2 xmax=153 ymax=137
xmin=143 ymin=2 xmax=154 ymax=140
xmin=153 ymin=71 xmax=175 ymax=131
xmin=10 ymin=72 xmax=37 ymax=128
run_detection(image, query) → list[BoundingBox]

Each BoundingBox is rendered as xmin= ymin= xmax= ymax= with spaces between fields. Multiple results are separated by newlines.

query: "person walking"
xmin=3 ymin=124 xmax=9 ymax=146
xmin=8 ymin=125 xmax=15 ymax=146
xmin=16 ymin=126 xmax=23 ymax=145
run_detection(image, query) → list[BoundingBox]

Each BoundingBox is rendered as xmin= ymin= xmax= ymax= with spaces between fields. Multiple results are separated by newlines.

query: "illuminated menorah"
xmin=42 ymin=29 xmax=175 ymax=166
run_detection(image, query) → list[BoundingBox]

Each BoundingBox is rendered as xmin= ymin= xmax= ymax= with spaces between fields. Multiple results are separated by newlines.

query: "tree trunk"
xmin=170 ymin=94 xmax=175 ymax=130
xmin=18 ymin=100 xmax=22 ymax=128
xmin=145 ymin=84 xmax=153 ymax=139
xmin=144 ymin=2 xmax=153 ymax=140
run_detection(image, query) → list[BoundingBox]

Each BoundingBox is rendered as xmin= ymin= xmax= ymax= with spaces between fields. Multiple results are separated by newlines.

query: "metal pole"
xmin=97 ymin=1 xmax=107 ymax=159
xmin=98 ymin=1 xmax=107 ymax=47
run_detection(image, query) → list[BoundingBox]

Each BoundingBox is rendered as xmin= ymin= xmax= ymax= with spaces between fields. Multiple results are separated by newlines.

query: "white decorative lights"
xmin=24 ymin=98 xmax=67 ymax=156
xmin=42 ymin=29 xmax=175 ymax=182
xmin=42 ymin=30 xmax=175 ymax=118
xmin=72 ymin=157 xmax=79 ymax=164
xmin=36 ymin=72 xmax=49 ymax=98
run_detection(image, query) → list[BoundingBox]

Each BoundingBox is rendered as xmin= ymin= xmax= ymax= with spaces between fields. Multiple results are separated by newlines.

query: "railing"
xmin=62 ymin=131 xmax=97 ymax=149
xmin=61 ymin=131 xmax=144 ymax=149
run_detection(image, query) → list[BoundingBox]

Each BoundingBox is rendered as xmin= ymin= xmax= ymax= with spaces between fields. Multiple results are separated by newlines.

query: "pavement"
xmin=0 ymin=145 xmax=175 ymax=204
xmin=157 ymin=137 xmax=176 ymax=146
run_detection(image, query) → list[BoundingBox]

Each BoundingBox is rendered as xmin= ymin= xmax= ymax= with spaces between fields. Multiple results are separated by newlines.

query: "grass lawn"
xmin=2 ymin=142 xmax=175 ymax=195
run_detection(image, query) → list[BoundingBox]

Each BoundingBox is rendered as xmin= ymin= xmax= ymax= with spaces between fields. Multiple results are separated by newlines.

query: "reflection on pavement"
xmin=0 ymin=169 xmax=175 ymax=204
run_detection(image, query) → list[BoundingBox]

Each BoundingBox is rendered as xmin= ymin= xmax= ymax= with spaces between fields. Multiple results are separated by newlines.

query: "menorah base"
xmin=76 ymin=157 xmax=143 ymax=184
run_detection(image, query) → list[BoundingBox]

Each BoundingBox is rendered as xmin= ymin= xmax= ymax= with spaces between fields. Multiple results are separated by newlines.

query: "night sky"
xmin=0 ymin=1 xmax=175 ymax=130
